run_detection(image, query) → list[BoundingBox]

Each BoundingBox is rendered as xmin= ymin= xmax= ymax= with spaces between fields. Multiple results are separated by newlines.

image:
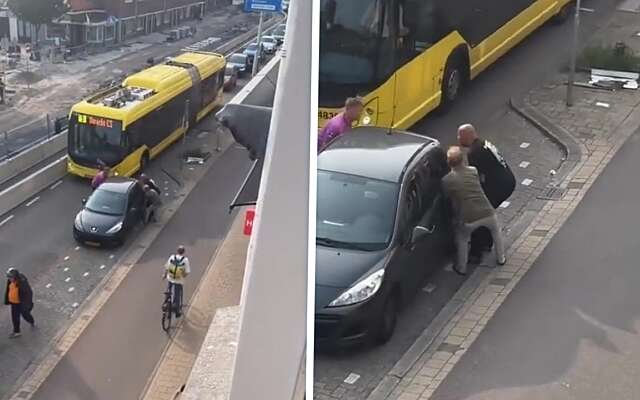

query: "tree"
xmin=8 ymin=0 xmax=67 ymax=43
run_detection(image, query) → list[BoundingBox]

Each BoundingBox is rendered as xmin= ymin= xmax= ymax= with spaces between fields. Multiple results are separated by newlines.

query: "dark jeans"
xmin=167 ymin=282 xmax=183 ymax=316
xmin=10 ymin=303 xmax=34 ymax=333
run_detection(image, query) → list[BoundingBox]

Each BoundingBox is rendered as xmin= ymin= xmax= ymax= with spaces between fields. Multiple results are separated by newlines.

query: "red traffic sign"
xmin=244 ymin=208 xmax=255 ymax=236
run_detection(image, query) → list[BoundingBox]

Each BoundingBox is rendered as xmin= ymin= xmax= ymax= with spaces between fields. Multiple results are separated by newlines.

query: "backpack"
xmin=168 ymin=255 xmax=186 ymax=280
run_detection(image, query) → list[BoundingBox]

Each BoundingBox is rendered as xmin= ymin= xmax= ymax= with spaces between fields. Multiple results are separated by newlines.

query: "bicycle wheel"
xmin=162 ymin=301 xmax=172 ymax=332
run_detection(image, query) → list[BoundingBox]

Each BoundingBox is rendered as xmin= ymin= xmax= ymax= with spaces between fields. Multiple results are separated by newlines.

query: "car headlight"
xmin=329 ymin=269 xmax=385 ymax=307
xmin=74 ymin=214 xmax=82 ymax=230
xmin=106 ymin=221 xmax=123 ymax=234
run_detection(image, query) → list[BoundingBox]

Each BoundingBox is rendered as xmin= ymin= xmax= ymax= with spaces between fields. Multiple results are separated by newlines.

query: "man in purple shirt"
xmin=318 ymin=97 xmax=364 ymax=152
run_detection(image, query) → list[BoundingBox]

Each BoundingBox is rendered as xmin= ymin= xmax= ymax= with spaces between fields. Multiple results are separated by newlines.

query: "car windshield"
xmin=68 ymin=114 xmax=126 ymax=167
xmin=230 ymin=54 xmax=245 ymax=63
xmin=85 ymin=189 xmax=127 ymax=216
xmin=247 ymin=44 xmax=258 ymax=51
xmin=263 ymin=37 xmax=275 ymax=43
xmin=317 ymin=170 xmax=399 ymax=251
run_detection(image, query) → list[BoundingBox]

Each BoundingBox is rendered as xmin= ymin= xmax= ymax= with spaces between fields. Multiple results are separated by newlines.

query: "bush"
xmin=578 ymin=43 xmax=640 ymax=73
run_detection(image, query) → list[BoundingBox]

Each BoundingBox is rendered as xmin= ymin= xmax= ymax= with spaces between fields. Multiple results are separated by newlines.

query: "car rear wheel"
xmin=375 ymin=292 xmax=398 ymax=345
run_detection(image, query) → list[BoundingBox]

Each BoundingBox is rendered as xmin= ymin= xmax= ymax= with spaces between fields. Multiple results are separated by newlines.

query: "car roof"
xmin=97 ymin=177 xmax=136 ymax=194
xmin=318 ymin=127 xmax=436 ymax=183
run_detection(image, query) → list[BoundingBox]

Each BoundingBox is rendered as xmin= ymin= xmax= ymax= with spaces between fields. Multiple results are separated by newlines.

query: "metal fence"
xmin=0 ymin=114 xmax=68 ymax=161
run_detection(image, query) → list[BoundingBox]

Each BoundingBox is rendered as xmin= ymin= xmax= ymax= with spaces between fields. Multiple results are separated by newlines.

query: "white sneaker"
xmin=9 ymin=332 xmax=21 ymax=338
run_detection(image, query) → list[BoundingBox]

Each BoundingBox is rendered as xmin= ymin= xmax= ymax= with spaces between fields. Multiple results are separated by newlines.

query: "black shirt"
xmin=467 ymin=138 xmax=516 ymax=208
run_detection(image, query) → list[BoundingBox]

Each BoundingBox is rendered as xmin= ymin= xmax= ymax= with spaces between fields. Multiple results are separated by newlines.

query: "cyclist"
xmin=163 ymin=246 xmax=190 ymax=318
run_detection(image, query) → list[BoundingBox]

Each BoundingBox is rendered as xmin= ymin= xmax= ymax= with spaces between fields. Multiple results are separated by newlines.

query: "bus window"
xmin=68 ymin=114 xmax=125 ymax=167
xmin=400 ymin=0 xmax=448 ymax=57
xmin=319 ymin=0 xmax=395 ymax=106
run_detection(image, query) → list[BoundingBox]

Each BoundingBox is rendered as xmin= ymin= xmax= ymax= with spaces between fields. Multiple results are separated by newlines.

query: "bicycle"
xmin=161 ymin=287 xmax=173 ymax=332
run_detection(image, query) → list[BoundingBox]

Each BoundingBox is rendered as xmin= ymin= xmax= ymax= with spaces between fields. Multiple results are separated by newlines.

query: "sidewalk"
xmin=377 ymin=7 xmax=640 ymax=400
xmin=141 ymin=211 xmax=249 ymax=400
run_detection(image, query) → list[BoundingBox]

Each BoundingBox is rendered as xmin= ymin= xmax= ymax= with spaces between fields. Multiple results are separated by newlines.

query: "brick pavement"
xmin=378 ymin=77 xmax=640 ymax=400
xmin=142 ymin=211 xmax=248 ymax=400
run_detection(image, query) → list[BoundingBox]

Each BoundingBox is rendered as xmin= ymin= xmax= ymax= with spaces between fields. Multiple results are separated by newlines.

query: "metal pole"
xmin=181 ymin=100 xmax=190 ymax=172
xmin=4 ymin=131 xmax=9 ymax=158
xmin=566 ymin=0 xmax=581 ymax=107
xmin=46 ymin=114 xmax=51 ymax=139
xmin=252 ymin=12 xmax=264 ymax=77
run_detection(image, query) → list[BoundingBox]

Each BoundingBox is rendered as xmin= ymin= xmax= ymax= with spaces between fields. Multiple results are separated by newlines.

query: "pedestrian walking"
xmin=163 ymin=246 xmax=191 ymax=318
xmin=442 ymin=146 xmax=506 ymax=275
xmin=317 ymin=96 xmax=364 ymax=153
xmin=4 ymin=268 xmax=35 ymax=338
xmin=138 ymin=173 xmax=161 ymax=195
xmin=458 ymin=124 xmax=516 ymax=262
xmin=143 ymin=184 xmax=162 ymax=223
xmin=91 ymin=165 xmax=109 ymax=189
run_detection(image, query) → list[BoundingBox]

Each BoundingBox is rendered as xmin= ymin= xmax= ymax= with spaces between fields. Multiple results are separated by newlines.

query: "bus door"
xmin=391 ymin=0 xmax=439 ymax=128
xmin=184 ymin=65 xmax=202 ymax=125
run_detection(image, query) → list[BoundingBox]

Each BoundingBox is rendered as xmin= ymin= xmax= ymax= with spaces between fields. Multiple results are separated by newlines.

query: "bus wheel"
xmin=551 ymin=2 xmax=573 ymax=24
xmin=140 ymin=152 xmax=149 ymax=173
xmin=439 ymin=51 xmax=468 ymax=113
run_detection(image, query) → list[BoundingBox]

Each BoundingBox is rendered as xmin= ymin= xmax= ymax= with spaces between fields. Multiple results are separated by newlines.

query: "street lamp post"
xmin=566 ymin=0 xmax=582 ymax=107
xmin=252 ymin=12 xmax=264 ymax=77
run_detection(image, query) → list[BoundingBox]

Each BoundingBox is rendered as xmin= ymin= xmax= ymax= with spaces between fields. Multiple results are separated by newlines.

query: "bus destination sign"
xmin=77 ymin=114 xmax=114 ymax=128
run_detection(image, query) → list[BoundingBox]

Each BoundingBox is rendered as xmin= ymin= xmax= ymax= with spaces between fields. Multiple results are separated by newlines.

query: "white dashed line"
xmin=521 ymin=179 xmax=533 ymax=186
xmin=75 ymin=246 xmax=80 ymax=251
xmin=72 ymin=302 xmax=79 ymax=308
xmin=0 ymin=215 xmax=14 ymax=228
xmin=83 ymin=272 xmax=89 ymax=277
xmin=65 ymin=277 xmax=71 ymax=282
xmin=344 ymin=373 xmax=361 ymax=385
xmin=99 ymin=264 xmax=106 ymax=270
xmin=64 ymin=256 xmax=70 ymax=261
xmin=49 ymin=180 xmax=63 ymax=190
xmin=25 ymin=196 xmax=40 ymax=207
xmin=519 ymin=142 xmax=531 ymax=149
xmin=63 ymin=267 xmax=69 ymax=272
xmin=519 ymin=161 xmax=530 ymax=168
xmin=109 ymin=255 xmax=115 ymax=259
xmin=500 ymin=201 xmax=511 ymax=208
xmin=596 ymin=102 xmax=610 ymax=109
xmin=68 ymin=287 xmax=75 ymax=292
xmin=580 ymin=7 xmax=595 ymax=12
xmin=45 ymin=283 xmax=52 ymax=289
xmin=422 ymin=283 xmax=437 ymax=293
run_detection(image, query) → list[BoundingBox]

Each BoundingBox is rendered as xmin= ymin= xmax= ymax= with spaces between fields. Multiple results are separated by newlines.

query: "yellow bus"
xmin=67 ymin=51 xmax=226 ymax=178
xmin=318 ymin=0 xmax=572 ymax=129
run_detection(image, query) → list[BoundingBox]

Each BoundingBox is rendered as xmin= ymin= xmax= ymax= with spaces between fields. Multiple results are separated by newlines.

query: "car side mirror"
xmin=411 ymin=225 xmax=434 ymax=244
xmin=82 ymin=198 xmax=87 ymax=205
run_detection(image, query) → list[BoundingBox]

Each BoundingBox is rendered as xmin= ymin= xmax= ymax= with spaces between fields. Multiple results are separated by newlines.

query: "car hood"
xmin=315 ymin=246 xmax=388 ymax=311
xmin=76 ymin=209 xmax=123 ymax=234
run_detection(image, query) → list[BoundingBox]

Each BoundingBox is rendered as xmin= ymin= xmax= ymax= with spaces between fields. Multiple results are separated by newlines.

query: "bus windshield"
xmin=68 ymin=114 xmax=126 ymax=167
xmin=319 ymin=0 xmax=395 ymax=106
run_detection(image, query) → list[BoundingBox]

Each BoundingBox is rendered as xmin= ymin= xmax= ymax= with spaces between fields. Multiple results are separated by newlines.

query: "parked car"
xmin=166 ymin=30 xmax=179 ymax=42
xmin=272 ymin=25 xmax=286 ymax=44
xmin=227 ymin=53 xmax=250 ymax=77
xmin=315 ymin=127 xmax=453 ymax=347
xmin=261 ymin=36 xmax=278 ymax=54
xmin=243 ymin=43 xmax=265 ymax=65
xmin=224 ymin=64 xmax=239 ymax=92
xmin=73 ymin=178 xmax=145 ymax=246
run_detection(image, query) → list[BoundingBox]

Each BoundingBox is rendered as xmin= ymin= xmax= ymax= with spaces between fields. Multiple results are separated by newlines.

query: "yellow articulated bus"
xmin=318 ymin=0 xmax=572 ymax=130
xmin=67 ymin=51 xmax=226 ymax=178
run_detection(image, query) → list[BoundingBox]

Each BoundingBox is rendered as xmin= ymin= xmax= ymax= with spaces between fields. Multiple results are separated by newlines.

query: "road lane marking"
xmin=45 ymin=283 xmax=52 ymax=289
xmin=63 ymin=267 xmax=69 ymax=272
xmin=109 ymin=255 xmax=115 ymax=259
xmin=0 ymin=156 xmax=67 ymax=198
xmin=0 ymin=215 xmax=14 ymax=227
xmin=522 ymin=179 xmax=533 ymax=186
xmin=344 ymin=373 xmax=360 ymax=384
xmin=68 ymin=287 xmax=75 ymax=292
xmin=520 ymin=142 xmax=530 ymax=149
xmin=519 ymin=161 xmax=530 ymax=168
xmin=596 ymin=102 xmax=610 ymax=108
xmin=422 ymin=283 xmax=437 ymax=293
xmin=49 ymin=180 xmax=63 ymax=190
xmin=99 ymin=264 xmax=106 ymax=269
xmin=25 ymin=196 xmax=40 ymax=207
xmin=500 ymin=201 xmax=511 ymax=208
xmin=64 ymin=256 xmax=70 ymax=261
xmin=72 ymin=303 xmax=79 ymax=308
xmin=75 ymin=246 xmax=80 ymax=251
xmin=579 ymin=7 xmax=595 ymax=12
xmin=65 ymin=277 xmax=71 ymax=282
xmin=83 ymin=272 xmax=89 ymax=277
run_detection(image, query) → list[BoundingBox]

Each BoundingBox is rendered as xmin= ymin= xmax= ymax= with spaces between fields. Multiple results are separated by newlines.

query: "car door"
xmin=125 ymin=185 xmax=144 ymax=230
xmin=391 ymin=167 xmax=430 ymax=299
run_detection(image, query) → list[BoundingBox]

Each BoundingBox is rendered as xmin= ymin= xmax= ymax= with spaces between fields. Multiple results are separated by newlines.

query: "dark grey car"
xmin=315 ymin=127 xmax=453 ymax=347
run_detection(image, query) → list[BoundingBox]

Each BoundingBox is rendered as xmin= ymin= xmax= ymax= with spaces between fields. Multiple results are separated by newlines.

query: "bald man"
xmin=442 ymin=146 xmax=506 ymax=275
xmin=458 ymin=124 xmax=515 ymax=260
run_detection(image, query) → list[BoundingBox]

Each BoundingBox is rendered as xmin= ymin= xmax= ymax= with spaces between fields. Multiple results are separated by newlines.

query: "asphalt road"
xmin=431 ymin=128 xmax=640 ymax=400
xmin=313 ymin=2 xmax=618 ymax=399
xmin=30 ymin=145 xmax=250 ymax=400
